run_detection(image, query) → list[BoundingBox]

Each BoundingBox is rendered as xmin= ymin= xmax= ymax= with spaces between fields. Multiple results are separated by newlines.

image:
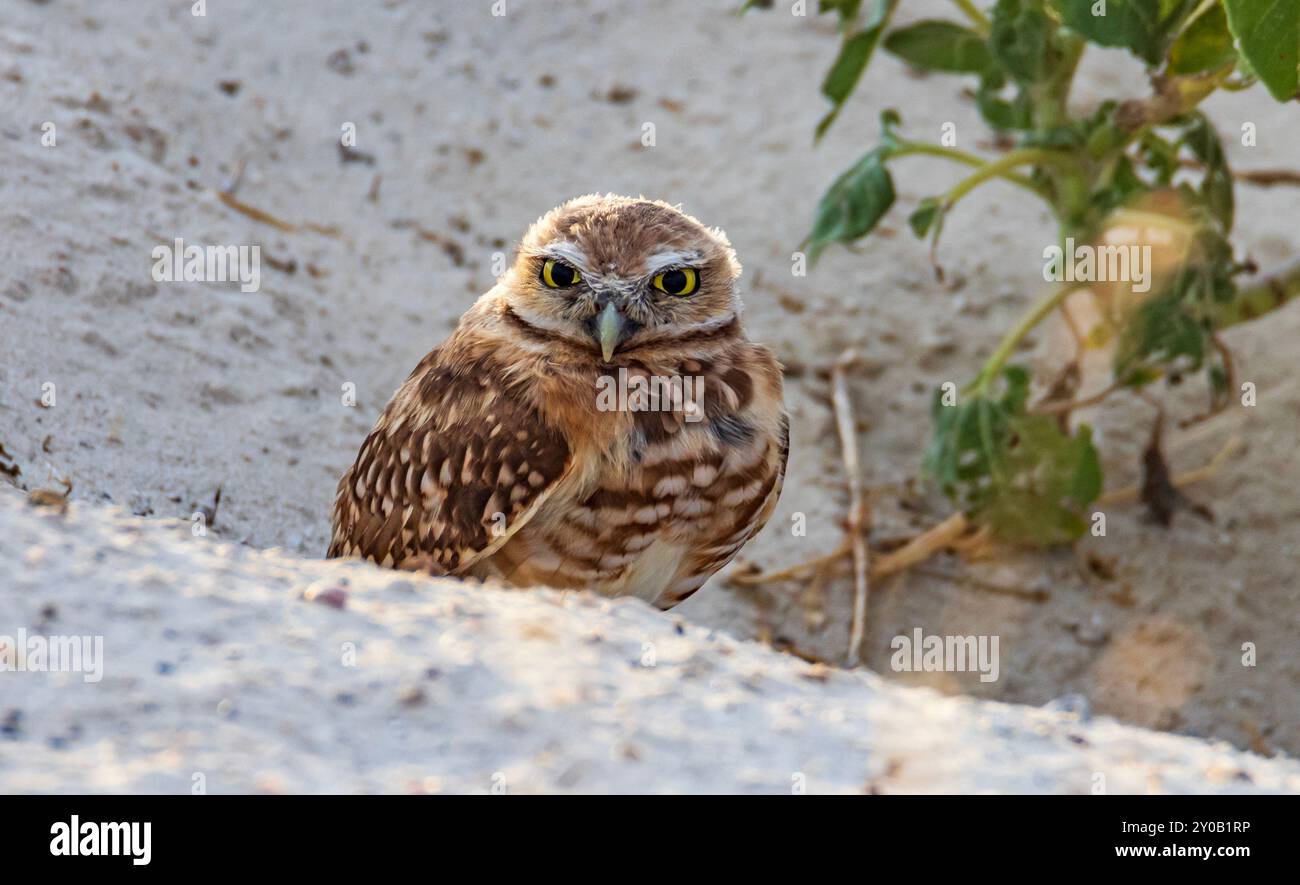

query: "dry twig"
xmin=727 ymin=540 xmax=851 ymax=586
xmin=213 ymin=188 xmax=342 ymax=238
xmin=831 ymin=349 xmax=871 ymax=665
xmin=1234 ymin=169 xmax=1300 ymax=187
xmin=1030 ymin=381 xmax=1120 ymax=416
xmin=869 ymin=512 xmax=970 ymax=578
xmin=911 ymin=564 xmax=1050 ymax=602
xmin=729 ymin=509 xmax=977 ymax=589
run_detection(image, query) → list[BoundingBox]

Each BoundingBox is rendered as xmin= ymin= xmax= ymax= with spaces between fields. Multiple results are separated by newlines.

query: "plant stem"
xmin=949 ymin=0 xmax=990 ymax=34
xmin=1178 ymin=0 xmax=1220 ymax=38
xmin=1216 ymin=260 xmax=1300 ymax=328
xmin=892 ymin=142 xmax=994 ymax=169
xmin=1033 ymin=36 xmax=1084 ymax=131
xmin=890 ymin=142 xmax=1043 ymax=195
xmin=969 ymin=282 xmax=1086 ymax=395
xmin=965 ymin=262 xmax=1300 ymax=402
xmin=940 ymin=147 xmax=1075 ymax=208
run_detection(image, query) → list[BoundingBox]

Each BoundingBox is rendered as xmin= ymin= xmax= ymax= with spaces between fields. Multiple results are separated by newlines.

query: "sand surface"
xmin=3 ymin=487 xmax=1298 ymax=794
xmin=0 ymin=0 xmax=1297 ymax=787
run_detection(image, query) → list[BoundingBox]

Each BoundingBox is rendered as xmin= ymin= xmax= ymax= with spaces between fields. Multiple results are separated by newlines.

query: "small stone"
xmin=1043 ymin=693 xmax=1092 ymax=721
xmin=303 ymin=585 xmax=348 ymax=609
xmin=326 ymin=48 xmax=355 ymax=75
xmin=1 ymin=709 xmax=23 ymax=739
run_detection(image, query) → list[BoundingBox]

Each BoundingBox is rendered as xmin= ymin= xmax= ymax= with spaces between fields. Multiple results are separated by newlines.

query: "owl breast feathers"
xmin=328 ymin=194 xmax=787 ymax=609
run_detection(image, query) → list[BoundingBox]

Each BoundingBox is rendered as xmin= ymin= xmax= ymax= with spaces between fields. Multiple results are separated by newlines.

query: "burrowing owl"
xmin=328 ymin=194 xmax=787 ymax=609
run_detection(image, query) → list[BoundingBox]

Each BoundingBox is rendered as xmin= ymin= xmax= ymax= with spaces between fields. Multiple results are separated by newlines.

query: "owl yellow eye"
xmin=541 ymin=258 xmax=581 ymax=288
xmin=652 ymin=267 xmax=699 ymax=296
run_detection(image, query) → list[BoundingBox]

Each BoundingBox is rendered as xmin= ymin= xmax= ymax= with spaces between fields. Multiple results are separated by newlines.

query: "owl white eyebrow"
xmin=539 ymin=242 xmax=589 ymax=271
xmin=645 ymin=250 xmax=702 ymax=275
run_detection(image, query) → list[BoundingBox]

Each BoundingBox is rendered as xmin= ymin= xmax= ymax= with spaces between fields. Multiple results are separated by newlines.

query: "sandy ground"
xmin=3 ymin=486 xmax=1298 ymax=794
xmin=0 ymin=0 xmax=1296 ymax=784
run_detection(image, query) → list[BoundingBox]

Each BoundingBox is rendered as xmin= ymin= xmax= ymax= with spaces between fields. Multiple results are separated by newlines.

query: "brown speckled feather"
xmin=329 ymin=194 xmax=787 ymax=609
xmin=327 ymin=344 xmax=572 ymax=573
xmin=484 ymin=342 xmax=787 ymax=608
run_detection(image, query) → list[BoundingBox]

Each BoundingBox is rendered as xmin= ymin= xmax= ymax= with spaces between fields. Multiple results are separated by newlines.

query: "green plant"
xmin=751 ymin=0 xmax=1300 ymax=546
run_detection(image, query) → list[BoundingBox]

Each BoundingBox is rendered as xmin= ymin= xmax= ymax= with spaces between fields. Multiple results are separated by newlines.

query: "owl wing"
xmin=748 ymin=412 xmax=789 ymax=542
xmin=328 ymin=351 xmax=573 ymax=574
xmin=692 ymin=412 xmax=788 ymax=578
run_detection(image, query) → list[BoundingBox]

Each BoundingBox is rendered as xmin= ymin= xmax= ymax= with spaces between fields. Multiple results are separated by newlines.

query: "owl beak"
xmin=595 ymin=301 xmax=627 ymax=363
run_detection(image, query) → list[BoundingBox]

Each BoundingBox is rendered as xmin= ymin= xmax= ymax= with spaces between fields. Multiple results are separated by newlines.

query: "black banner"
xmin=0 ymin=794 xmax=1285 ymax=870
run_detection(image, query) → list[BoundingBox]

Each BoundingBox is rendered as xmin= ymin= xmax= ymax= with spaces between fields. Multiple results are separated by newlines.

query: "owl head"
xmin=500 ymin=194 xmax=743 ymax=364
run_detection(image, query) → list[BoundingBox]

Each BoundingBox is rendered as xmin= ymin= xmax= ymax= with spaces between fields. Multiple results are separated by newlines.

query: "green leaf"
xmin=1178 ymin=112 xmax=1234 ymax=231
xmin=1021 ymin=101 xmax=1119 ymax=153
xmin=1082 ymin=102 xmax=1124 ymax=157
xmin=1112 ymin=217 xmax=1232 ymax=382
xmin=819 ymin=0 xmax=865 ymax=29
xmin=990 ymin=0 xmax=1054 ymax=82
xmin=925 ymin=366 xmax=1102 ymax=546
xmin=1223 ymin=0 xmax=1300 ymax=101
xmin=926 ymin=391 xmax=996 ymax=497
xmin=1168 ymin=2 xmax=1236 ymax=75
xmin=1066 ymin=425 xmax=1104 ymax=503
xmin=979 ymin=490 xmax=1088 ymax=545
xmin=1138 ymin=130 xmax=1180 ymax=185
xmin=815 ymin=0 xmax=899 ymax=140
xmin=908 ymin=198 xmax=942 ymax=237
xmin=883 ymin=20 xmax=996 ymax=74
xmin=981 ymin=413 xmax=1102 ymax=545
xmin=976 ymin=71 xmax=1034 ymax=129
xmin=1050 ymin=0 xmax=1195 ymax=65
xmin=1090 ymin=154 xmax=1148 ymax=214
xmin=807 ymin=149 xmax=896 ymax=260
xmin=998 ymin=364 xmax=1033 ymax=414
xmin=1114 ymin=290 xmax=1209 ymax=384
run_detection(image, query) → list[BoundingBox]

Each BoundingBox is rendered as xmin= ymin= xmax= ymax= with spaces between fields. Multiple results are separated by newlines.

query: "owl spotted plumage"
xmin=328 ymin=194 xmax=787 ymax=609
